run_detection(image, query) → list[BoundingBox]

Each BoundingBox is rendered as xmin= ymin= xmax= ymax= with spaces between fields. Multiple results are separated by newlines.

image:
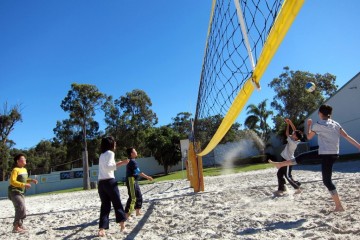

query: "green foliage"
xmin=0 ymin=103 xmax=22 ymax=180
xmin=244 ymin=99 xmax=273 ymax=142
xmin=169 ymin=112 xmax=192 ymax=139
xmin=194 ymin=114 xmax=242 ymax=150
xmin=103 ymin=89 xmax=158 ymax=157
xmin=60 ymin=83 xmax=105 ymax=189
xmin=269 ymin=67 xmax=337 ymax=138
xmin=146 ymin=126 xmax=181 ymax=174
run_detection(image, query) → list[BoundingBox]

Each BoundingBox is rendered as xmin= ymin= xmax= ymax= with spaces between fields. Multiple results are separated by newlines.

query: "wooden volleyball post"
xmin=188 ymin=141 xmax=204 ymax=192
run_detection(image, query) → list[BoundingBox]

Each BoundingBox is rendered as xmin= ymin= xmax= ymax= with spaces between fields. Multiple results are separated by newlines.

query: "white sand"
xmin=1 ymin=160 xmax=360 ymax=240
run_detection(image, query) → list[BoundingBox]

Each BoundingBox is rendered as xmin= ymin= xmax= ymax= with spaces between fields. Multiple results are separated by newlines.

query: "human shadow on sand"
xmin=123 ymin=201 xmax=155 ymax=240
xmin=238 ymin=218 xmax=307 ymax=235
xmin=51 ymin=218 xmax=98 ymax=240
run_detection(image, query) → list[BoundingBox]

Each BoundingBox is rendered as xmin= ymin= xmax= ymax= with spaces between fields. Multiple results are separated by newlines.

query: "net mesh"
xmin=194 ymin=0 xmax=283 ymax=150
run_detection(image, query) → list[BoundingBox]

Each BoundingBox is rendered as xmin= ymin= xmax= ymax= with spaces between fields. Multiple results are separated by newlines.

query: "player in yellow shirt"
xmin=8 ymin=153 xmax=38 ymax=233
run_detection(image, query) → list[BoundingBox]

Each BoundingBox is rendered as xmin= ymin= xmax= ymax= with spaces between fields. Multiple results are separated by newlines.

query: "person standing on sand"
xmin=97 ymin=136 xmax=129 ymax=237
xmin=125 ymin=147 xmax=153 ymax=218
xmin=8 ymin=153 xmax=38 ymax=234
xmin=269 ymin=104 xmax=360 ymax=211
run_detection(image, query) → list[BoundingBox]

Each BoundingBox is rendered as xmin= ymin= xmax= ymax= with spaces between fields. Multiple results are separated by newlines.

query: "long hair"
xmin=100 ymin=136 xmax=116 ymax=154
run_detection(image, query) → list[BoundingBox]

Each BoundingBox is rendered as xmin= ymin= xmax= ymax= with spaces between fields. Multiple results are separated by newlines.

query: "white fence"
xmin=0 ymin=157 xmax=183 ymax=198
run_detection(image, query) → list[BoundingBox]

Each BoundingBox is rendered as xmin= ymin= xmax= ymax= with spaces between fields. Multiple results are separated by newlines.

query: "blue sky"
xmin=1 ymin=0 xmax=359 ymax=150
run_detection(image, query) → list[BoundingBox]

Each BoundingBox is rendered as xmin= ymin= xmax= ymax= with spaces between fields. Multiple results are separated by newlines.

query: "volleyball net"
xmin=194 ymin=0 xmax=305 ymax=156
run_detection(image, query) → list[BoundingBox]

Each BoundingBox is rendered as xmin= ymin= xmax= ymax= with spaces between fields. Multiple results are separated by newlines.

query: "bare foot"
xmin=334 ymin=206 xmax=345 ymax=212
xmin=294 ymin=188 xmax=302 ymax=194
xmin=136 ymin=209 xmax=142 ymax=216
xmin=120 ymin=222 xmax=126 ymax=232
xmin=268 ymin=159 xmax=282 ymax=169
xmin=98 ymin=229 xmax=106 ymax=237
xmin=12 ymin=226 xmax=26 ymax=234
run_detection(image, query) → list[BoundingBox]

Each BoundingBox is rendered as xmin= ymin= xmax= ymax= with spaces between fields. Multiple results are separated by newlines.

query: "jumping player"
xmin=270 ymin=118 xmax=303 ymax=196
xmin=269 ymin=105 xmax=360 ymax=211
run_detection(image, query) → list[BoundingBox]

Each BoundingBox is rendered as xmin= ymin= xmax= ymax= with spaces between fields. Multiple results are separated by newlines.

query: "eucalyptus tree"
xmin=0 ymin=103 xmax=22 ymax=181
xmin=103 ymin=89 xmax=158 ymax=156
xmin=169 ymin=112 xmax=192 ymax=139
xmin=60 ymin=83 xmax=105 ymax=189
xmin=194 ymin=114 xmax=242 ymax=150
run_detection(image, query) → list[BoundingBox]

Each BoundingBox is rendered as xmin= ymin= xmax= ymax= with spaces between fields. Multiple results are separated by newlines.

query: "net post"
xmin=188 ymin=141 xmax=204 ymax=192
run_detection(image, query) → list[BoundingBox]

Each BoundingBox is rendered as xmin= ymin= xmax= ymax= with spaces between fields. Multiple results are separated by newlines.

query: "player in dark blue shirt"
xmin=125 ymin=147 xmax=153 ymax=218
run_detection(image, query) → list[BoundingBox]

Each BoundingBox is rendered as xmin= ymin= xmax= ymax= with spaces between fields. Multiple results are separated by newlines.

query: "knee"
xmin=322 ymin=178 xmax=335 ymax=191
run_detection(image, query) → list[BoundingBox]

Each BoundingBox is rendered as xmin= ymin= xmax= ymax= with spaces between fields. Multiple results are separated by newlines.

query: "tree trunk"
xmin=82 ymin=150 xmax=90 ymax=190
xmin=82 ymin=123 xmax=90 ymax=190
xmin=164 ymin=164 xmax=169 ymax=175
xmin=0 ymin=143 xmax=9 ymax=181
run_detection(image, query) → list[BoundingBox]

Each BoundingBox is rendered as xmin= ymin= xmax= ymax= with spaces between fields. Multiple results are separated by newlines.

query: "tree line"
xmin=0 ymin=67 xmax=338 ymax=187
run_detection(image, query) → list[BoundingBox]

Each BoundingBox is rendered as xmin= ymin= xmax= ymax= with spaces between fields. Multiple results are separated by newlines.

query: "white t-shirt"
xmin=281 ymin=136 xmax=300 ymax=160
xmin=98 ymin=150 xmax=117 ymax=180
xmin=312 ymin=119 xmax=341 ymax=154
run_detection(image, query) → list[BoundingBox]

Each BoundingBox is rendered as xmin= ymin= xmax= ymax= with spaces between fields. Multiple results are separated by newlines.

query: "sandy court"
xmin=1 ymin=160 xmax=360 ymax=239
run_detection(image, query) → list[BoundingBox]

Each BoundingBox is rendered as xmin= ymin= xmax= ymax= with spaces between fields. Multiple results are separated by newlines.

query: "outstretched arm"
xmin=116 ymin=159 xmax=130 ymax=167
xmin=288 ymin=119 xmax=297 ymax=132
xmin=306 ymin=119 xmax=316 ymax=140
xmin=140 ymin=172 xmax=153 ymax=181
xmin=340 ymin=128 xmax=360 ymax=150
xmin=284 ymin=119 xmax=290 ymax=137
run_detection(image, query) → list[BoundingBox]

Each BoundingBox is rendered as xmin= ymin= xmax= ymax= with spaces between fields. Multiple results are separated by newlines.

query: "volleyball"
xmin=305 ymin=82 xmax=316 ymax=92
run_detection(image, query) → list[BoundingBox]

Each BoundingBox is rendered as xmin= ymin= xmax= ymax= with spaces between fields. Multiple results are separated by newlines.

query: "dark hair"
xmin=100 ymin=136 xmax=116 ymax=153
xmin=294 ymin=130 xmax=303 ymax=141
xmin=126 ymin=147 xmax=134 ymax=159
xmin=319 ymin=104 xmax=332 ymax=118
xmin=13 ymin=153 xmax=25 ymax=168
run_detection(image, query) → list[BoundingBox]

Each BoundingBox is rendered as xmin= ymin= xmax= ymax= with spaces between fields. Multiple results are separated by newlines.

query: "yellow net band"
xmin=197 ymin=0 xmax=305 ymax=156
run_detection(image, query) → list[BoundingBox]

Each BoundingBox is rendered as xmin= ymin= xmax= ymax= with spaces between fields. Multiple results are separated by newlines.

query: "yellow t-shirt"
xmin=9 ymin=167 xmax=32 ymax=194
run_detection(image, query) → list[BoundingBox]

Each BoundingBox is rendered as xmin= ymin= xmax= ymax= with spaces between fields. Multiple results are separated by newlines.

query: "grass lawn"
xmin=35 ymin=163 xmax=273 ymax=195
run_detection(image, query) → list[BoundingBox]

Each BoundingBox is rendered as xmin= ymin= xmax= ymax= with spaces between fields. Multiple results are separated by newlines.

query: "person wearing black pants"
xmin=272 ymin=118 xmax=303 ymax=196
xmin=98 ymin=179 xmax=126 ymax=230
xmin=291 ymin=150 xmax=338 ymax=195
xmin=276 ymin=160 xmax=301 ymax=192
xmin=97 ymin=136 xmax=129 ymax=237
xmin=125 ymin=148 xmax=153 ymax=218
xmin=269 ymin=105 xmax=360 ymax=211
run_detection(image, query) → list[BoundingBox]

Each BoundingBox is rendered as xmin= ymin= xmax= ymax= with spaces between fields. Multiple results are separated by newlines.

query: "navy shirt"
xmin=126 ymin=159 xmax=141 ymax=179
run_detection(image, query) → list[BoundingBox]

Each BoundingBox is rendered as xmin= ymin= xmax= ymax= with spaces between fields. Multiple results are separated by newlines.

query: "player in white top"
xmin=97 ymin=136 xmax=129 ymax=237
xmin=270 ymin=119 xmax=303 ymax=196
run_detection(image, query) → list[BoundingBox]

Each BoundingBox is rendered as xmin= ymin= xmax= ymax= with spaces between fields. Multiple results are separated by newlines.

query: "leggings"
xmin=294 ymin=150 xmax=338 ymax=192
